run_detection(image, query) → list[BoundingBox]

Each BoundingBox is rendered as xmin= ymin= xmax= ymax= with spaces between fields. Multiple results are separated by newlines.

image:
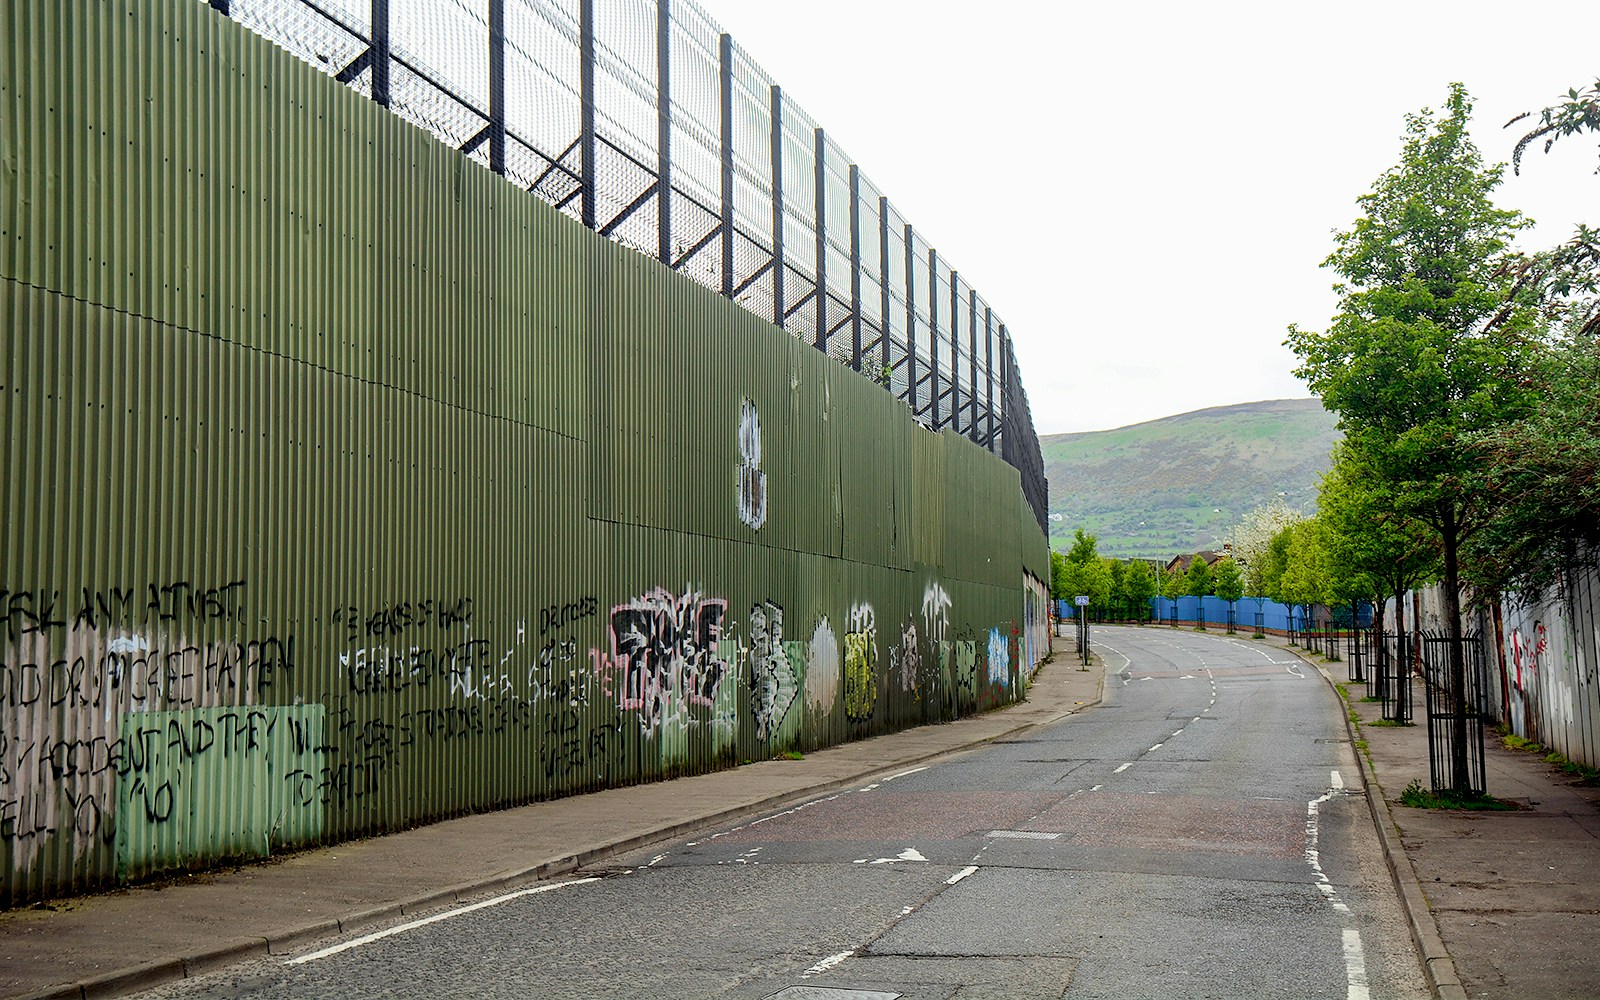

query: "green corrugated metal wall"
xmin=0 ymin=0 xmax=1050 ymax=905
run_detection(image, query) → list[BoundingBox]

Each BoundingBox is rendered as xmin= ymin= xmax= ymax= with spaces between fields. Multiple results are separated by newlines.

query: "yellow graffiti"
xmin=843 ymin=631 xmax=876 ymax=721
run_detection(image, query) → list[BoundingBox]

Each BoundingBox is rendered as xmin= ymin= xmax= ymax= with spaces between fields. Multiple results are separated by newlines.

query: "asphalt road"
xmin=135 ymin=626 xmax=1428 ymax=1000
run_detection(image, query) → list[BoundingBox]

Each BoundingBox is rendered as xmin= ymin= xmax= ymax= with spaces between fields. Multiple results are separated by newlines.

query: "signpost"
xmin=1074 ymin=596 xmax=1090 ymax=667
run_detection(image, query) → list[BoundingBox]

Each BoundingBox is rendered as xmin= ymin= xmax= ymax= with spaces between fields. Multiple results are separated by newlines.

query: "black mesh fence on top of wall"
xmin=206 ymin=0 xmax=1049 ymax=529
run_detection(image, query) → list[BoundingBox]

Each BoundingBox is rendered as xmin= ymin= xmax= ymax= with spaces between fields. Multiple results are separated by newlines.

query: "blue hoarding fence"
xmin=1057 ymin=597 xmax=1372 ymax=635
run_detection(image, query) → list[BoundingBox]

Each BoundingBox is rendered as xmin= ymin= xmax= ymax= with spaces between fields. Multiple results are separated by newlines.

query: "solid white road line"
xmin=946 ymin=865 xmax=980 ymax=885
xmin=1344 ymin=928 xmax=1372 ymax=1000
xmin=286 ymin=877 xmax=602 ymax=965
xmin=884 ymin=766 xmax=929 ymax=782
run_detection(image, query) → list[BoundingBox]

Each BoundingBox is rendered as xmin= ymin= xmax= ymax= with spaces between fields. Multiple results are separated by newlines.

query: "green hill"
xmin=1043 ymin=398 xmax=1341 ymax=559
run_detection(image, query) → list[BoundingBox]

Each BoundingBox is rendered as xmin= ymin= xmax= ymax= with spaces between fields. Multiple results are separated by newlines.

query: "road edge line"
xmin=1292 ymin=643 xmax=1469 ymax=1000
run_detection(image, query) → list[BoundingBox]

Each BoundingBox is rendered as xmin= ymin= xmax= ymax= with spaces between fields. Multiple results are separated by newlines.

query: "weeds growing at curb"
xmin=1368 ymin=718 xmax=1413 ymax=728
xmin=775 ymin=750 xmax=804 ymax=761
xmin=1400 ymin=778 xmax=1520 ymax=810
xmin=1501 ymin=731 xmax=1600 ymax=785
xmin=1333 ymin=682 xmax=1376 ymax=766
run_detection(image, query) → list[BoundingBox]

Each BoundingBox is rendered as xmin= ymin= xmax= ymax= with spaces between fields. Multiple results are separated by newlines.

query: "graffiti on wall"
xmin=953 ymin=636 xmax=978 ymax=705
xmin=737 ymin=398 xmax=768 ymax=530
xmin=0 ymin=579 xmax=304 ymax=876
xmin=747 ymin=602 xmax=799 ymax=741
xmin=844 ymin=604 xmax=877 ymax=722
xmin=1021 ymin=573 xmax=1049 ymax=675
xmin=921 ymin=583 xmax=951 ymax=646
xmin=892 ymin=617 xmax=920 ymax=695
xmin=987 ymin=627 xmax=1010 ymax=687
xmin=592 ymin=587 xmax=731 ymax=736
xmin=0 ymin=572 xmax=1039 ymax=898
xmin=804 ymin=618 xmax=840 ymax=713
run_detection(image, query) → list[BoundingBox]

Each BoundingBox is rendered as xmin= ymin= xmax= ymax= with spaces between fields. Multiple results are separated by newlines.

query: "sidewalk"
xmin=1283 ymin=636 xmax=1600 ymax=1000
xmin=0 ymin=646 xmax=1104 ymax=1000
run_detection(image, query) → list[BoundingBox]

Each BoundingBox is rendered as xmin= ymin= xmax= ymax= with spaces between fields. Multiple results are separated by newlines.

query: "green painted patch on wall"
xmin=115 ymin=706 xmax=327 ymax=879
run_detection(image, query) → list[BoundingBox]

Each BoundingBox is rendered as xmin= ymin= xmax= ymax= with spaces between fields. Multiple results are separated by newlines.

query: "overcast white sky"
xmin=708 ymin=1 xmax=1599 ymax=434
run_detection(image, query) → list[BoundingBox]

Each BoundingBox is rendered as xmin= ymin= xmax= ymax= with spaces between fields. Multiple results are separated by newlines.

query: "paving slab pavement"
xmin=0 ymin=642 xmax=1104 ymax=1000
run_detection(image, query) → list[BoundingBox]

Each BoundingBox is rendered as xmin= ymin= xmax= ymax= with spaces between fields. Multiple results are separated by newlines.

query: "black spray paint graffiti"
xmin=0 ymin=579 xmax=300 ymax=865
xmin=329 ymin=596 xmax=474 ymax=644
xmin=0 ymin=706 xmax=319 ymax=845
xmin=591 ymin=587 xmax=731 ymax=735
xmin=2 ymin=582 xmax=250 ymax=642
xmin=747 ymin=602 xmax=799 ymax=742
xmin=0 ymin=638 xmax=296 ymax=712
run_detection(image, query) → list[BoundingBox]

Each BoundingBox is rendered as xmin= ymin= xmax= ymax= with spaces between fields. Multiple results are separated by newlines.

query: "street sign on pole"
xmin=1074 ymin=595 xmax=1089 ymax=606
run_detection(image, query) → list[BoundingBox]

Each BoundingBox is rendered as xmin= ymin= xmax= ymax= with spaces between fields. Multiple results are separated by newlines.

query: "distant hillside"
xmin=1043 ymin=398 xmax=1341 ymax=559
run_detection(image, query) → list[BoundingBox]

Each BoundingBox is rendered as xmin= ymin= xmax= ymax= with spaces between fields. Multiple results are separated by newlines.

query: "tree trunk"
xmin=1393 ymin=584 xmax=1405 ymax=710
xmin=1441 ymin=509 xmax=1471 ymax=793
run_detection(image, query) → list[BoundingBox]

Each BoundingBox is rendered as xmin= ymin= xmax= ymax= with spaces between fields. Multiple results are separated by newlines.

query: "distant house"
xmin=1165 ymin=549 xmax=1229 ymax=575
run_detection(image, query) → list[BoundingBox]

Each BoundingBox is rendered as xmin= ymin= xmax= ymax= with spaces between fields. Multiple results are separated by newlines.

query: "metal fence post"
xmin=657 ymin=0 xmax=673 ymax=266
xmin=849 ymin=164 xmax=862 ymax=371
xmin=488 ymin=0 xmax=505 ymax=175
xmin=983 ymin=306 xmax=994 ymax=448
xmin=580 ymin=0 xmax=596 ymax=230
xmin=372 ymin=0 xmax=390 ymax=108
xmin=814 ymin=128 xmax=827 ymax=350
xmin=719 ymin=33 xmax=734 ymax=299
xmin=968 ymin=288 xmax=979 ymax=439
xmin=878 ymin=196 xmax=891 ymax=379
xmin=949 ymin=270 xmax=961 ymax=435
xmin=904 ymin=224 xmax=917 ymax=411
xmin=769 ymin=85 xmax=783 ymax=324
xmin=928 ymin=248 xmax=940 ymax=427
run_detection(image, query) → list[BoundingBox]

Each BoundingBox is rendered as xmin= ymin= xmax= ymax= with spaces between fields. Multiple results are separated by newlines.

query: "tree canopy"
xmin=1288 ymin=84 xmax=1537 ymax=792
xmin=1212 ymin=557 xmax=1244 ymax=605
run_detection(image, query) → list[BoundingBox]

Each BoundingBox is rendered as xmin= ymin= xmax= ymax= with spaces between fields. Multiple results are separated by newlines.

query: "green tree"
xmin=1316 ymin=444 xmax=1437 ymax=639
xmin=1287 ymin=85 xmax=1538 ymax=791
xmin=1279 ymin=520 xmax=1330 ymax=623
xmin=1066 ymin=528 xmax=1100 ymax=566
xmin=1212 ymin=556 xmax=1244 ymax=632
xmin=1185 ymin=556 xmax=1214 ymax=599
xmin=1160 ymin=567 xmax=1186 ymax=616
xmin=1262 ymin=527 xmax=1294 ymax=605
xmin=1510 ymin=79 xmax=1600 ymax=177
xmin=1124 ymin=559 xmax=1157 ymax=622
xmin=1049 ymin=550 xmax=1069 ymax=602
xmin=1469 ymin=335 xmax=1600 ymax=597
xmin=1466 ymin=81 xmax=1600 ymax=595
xmin=1054 ymin=551 xmax=1113 ymax=611
xmin=1108 ymin=558 xmax=1129 ymax=611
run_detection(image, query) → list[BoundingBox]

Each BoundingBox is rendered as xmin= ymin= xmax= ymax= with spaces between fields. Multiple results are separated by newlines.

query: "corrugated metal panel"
xmin=0 ymin=0 xmax=1049 ymax=905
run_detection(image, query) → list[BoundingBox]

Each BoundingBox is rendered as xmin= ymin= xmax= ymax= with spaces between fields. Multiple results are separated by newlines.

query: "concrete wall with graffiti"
xmin=0 ymin=1 xmax=1050 ymax=903
xmin=1394 ymin=570 xmax=1600 ymax=773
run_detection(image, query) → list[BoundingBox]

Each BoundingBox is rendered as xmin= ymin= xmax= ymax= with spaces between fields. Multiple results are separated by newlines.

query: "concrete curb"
xmin=1291 ymin=644 xmax=1469 ymax=1000
xmin=27 ymin=657 xmax=1103 ymax=1000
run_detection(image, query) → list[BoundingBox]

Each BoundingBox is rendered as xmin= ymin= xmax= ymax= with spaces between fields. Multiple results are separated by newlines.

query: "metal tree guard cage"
xmin=1422 ymin=631 xmax=1490 ymax=794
